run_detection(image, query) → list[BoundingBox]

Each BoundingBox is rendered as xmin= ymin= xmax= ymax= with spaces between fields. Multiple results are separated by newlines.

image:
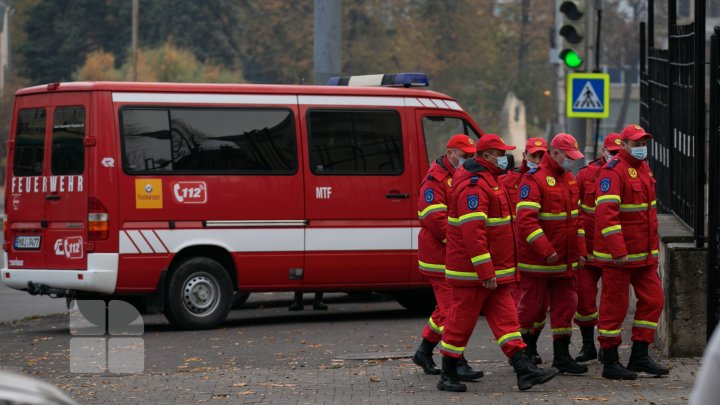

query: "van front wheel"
xmin=164 ymin=257 xmax=233 ymax=330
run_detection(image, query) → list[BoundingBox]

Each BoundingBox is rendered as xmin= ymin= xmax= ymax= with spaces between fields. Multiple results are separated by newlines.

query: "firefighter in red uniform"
xmin=593 ymin=124 xmax=669 ymax=380
xmin=438 ymin=134 xmax=558 ymax=392
xmin=573 ymin=133 xmax=622 ymax=363
xmin=499 ymin=138 xmax=549 ymax=336
xmin=413 ymin=134 xmax=483 ymax=382
xmin=515 ymin=133 xmax=588 ymax=375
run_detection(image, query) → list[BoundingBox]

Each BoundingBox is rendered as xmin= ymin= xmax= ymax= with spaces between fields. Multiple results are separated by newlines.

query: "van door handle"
xmin=45 ymin=195 xmax=61 ymax=201
xmin=385 ymin=193 xmax=410 ymax=199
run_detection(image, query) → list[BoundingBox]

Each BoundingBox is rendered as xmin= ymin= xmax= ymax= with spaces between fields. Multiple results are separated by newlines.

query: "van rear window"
xmin=52 ymin=106 xmax=85 ymax=175
xmin=422 ymin=116 xmax=479 ymax=165
xmin=308 ymin=110 xmax=403 ymax=175
xmin=119 ymin=108 xmax=297 ymax=174
xmin=13 ymin=108 xmax=46 ymax=177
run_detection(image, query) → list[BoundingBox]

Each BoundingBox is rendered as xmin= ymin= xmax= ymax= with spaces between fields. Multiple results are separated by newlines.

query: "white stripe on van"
xmin=298 ymin=95 xmax=405 ymax=107
xmin=118 ymin=227 xmax=422 ymax=254
xmin=418 ymin=98 xmax=436 ymax=108
xmin=112 ymin=93 xmax=298 ymax=105
xmin=141 ymin=230 xmax=168 ymax=254
xmin=445 ymin=100 xmax=463 ymax=111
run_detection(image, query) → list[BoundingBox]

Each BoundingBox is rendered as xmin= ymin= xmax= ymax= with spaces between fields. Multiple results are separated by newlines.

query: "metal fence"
xmin=707 ymin=26 xmax=720 ymax=338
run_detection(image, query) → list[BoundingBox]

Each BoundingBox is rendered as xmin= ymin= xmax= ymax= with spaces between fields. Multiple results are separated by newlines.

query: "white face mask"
xmin=526 ymin=161 xmax=538 ymax=170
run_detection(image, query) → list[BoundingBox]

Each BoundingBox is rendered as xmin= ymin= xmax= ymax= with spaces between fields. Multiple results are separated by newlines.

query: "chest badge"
xmin=628 ymin=168 xmax=638 ymax=179
xmin=546 ymin=176 xmax=556 ymax=187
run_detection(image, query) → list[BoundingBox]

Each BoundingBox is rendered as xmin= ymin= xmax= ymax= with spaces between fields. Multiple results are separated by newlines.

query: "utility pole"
xmin=131 ymin=0 xmax=139 ymax=81
xmin=313 ymin=0 xmax=342 ymax=85
xmin=0 ymin=1 xmax=12 ymax=96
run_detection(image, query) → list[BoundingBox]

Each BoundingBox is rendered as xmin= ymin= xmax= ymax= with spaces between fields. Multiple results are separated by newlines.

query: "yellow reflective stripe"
xmin=428 ymin=317 xmax=444 ymax=334
xmin=533 ymin=320 xmax=546 ymax=328
xmin=619 ymin=203 xmax=649 ymax=212
xmin=526 ymin=228 xmax=545 ymax=244
xmin=471 ymin=252 xmax=492 ymax=265
xmin=517 ymin=201 xmax=541 ymax=211
xmin=487 ymin=215 xmax=511 ymax=226
xmin=571 ymin=209 xmax=579 ymax=218
xmin=418 ymin=261 xmax=445 ymax=273
xmin=440 ymin=341 xmax=465 ymax=354
xmin=551 ymin=327 xmax=573 ymax=335
xmin=601 ymin=224 xmax=622 ymax=236
xmin=651 ymin=249 xmax=659 ymax=256
xmin=575 ymin=311 xmax=599 ymax=321
xmin=651 ymin=200 xmax=657 ymax=207
xmin=581 ymin=204 xmax=596 ymax=213
xmin=598 ymin=328 xmax=622 ymax=336
xmin=518 ymin=262 xmax=578 ymax=273
xmin=538 ymin=212 xmax=567 ymax=220
xmin=596 ymin=195 xmax=621 ymax=205
xmin=497 ymin=331 xmax=522 ymax=346
xmin=633 ymin=320 xmax=658 ymax=329
xmin=578 ymin=229 xmax=586 ymax=237
xmin=445 ymin=268 xmax=479 ymax=280
xmin=449 ymin=211 xmax=488 ymax=226
xmin=593 ymin=250 xmax=614 ymax=262
xmin=495 ymin=267 xmax=516 ymax=279
xmin=418 ymin=203 xmax=447 ymax=218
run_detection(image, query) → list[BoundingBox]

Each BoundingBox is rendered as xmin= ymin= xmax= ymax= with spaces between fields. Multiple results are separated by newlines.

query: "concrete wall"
xmin=655 ymin=214 xmax=707 ymax=357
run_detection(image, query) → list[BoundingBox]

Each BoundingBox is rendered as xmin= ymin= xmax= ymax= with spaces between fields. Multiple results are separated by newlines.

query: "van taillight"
xmin=88 ymin=197 xmax=108 ymax=240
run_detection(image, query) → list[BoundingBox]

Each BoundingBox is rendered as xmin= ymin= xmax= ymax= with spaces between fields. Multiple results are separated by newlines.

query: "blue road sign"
xmin=566 ymin=73 xmax=610 ymax=118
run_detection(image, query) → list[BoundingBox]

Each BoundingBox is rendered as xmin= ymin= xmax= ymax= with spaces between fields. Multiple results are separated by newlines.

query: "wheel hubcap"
xmin=182 ymin=272 xmax=220 ymax=316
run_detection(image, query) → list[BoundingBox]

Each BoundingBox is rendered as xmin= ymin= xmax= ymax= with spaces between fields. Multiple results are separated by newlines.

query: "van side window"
xmin=308 ymin=110 xmax=403 ymax=174
xmin=422 ymin=116 xmax=479 ymax=165
xmin=13 ymin=108 xmax=46 ymax=177
xmin=51 ymin=107 xmax=85 ymax=175
xmin=120 ymin=108 xmax=297 ymax=174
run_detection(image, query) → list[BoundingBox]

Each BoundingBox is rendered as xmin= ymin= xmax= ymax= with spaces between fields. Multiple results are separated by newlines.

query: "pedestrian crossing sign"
xmin=566 ymin=73 xmax=610 ymax=118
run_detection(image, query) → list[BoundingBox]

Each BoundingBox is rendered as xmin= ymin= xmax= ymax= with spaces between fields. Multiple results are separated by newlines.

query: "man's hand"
xmin=546 ymin=252 xmax=559 ymax=264
xmin=614 ymin=255 xmax=628 ymax=265
xmin=578 ymin=255 xmax=586 ymax=269
xmin=483 ymin=277 xmax=497 ymax=290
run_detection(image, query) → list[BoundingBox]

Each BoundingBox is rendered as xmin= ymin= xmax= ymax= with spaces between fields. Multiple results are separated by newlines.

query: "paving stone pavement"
xmin=49 ymin=345 xmax=698 ymax=404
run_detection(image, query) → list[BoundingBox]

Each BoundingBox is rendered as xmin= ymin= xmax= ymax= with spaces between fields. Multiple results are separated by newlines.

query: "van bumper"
xmin=1 ymin=253 xmax=119 ymax=295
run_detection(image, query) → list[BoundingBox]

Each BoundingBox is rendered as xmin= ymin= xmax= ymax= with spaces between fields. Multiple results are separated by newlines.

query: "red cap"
xmin=621 ymin=124 xmax=652 ymax=141
xmin=475 ymin=134 xmax=516 ymax=152
xmin=550 ymin=133 xmax=584 ymax=160
xmin=525 ymin=137 xmax=548 ymax=154
xmin=446 ymin=134 xmax=477 ymax=154
xmin=604 ymin=133 xmax=622 ymax=151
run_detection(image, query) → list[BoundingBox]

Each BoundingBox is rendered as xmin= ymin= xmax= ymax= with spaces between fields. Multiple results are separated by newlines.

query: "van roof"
xmin=16 ymin=81 xmax=456 ymax=100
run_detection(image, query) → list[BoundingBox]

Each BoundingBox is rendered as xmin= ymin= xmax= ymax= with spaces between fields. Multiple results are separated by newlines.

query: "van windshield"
xmin=422 ymin=116 xmax=479 ymax=165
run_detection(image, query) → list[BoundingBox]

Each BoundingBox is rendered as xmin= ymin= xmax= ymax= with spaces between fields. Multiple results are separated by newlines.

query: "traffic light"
xmin=558 ymin=1 xmax=586 ymax=70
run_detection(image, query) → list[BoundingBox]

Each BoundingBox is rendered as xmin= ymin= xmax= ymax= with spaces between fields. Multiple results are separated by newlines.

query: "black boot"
xmin=457 ymin=355 xmax=484 ymax=381
xmin=627 ymin=341 xmax=669 ymax=376
xmin=551 ymin=336 xmax=588 ymax=374
xmin=575 ymin=326 xmax=598 ymax=362
xmin=412 ymin=339 xmax=441 ymax=375
xmin=437 ymin=356 xmax=467 ymax=392
xmin=313 ymin=292 xmax=328 ymax=310
xmin=510 ymin=349 xmax=559 ymax=391
xmin=521 ymin=331 xmax=542 ymax=365
xmin=600 ymin=346 xmax=638 ymax=380
xmin=289 ymin=292 xmax=304 ymax=311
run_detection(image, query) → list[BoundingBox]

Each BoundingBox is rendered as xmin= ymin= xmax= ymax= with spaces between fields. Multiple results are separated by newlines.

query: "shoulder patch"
xmin=467 ymin=194 xmax=479 ymax=210
xmin=607 ymin=158 xmax=619 ymax=168
xmin=423 ymin=188 xmax=434 ymax=203
xmin=599 ymin=177 xmax=611 ymax=193
xmin=519 ymin=184 xmax=530 ymax=199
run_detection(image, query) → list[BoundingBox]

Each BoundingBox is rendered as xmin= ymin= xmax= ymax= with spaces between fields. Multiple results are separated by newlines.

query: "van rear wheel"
xmin=164 ymin=257 xmax=233 ymax=330
xmin=394 ymin=289 xmax=436 ymax=316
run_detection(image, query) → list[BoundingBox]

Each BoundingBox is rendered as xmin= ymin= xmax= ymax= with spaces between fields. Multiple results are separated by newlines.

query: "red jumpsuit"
xmin=515 ymin=154 xmax=586 ymax=340
xmin=439 ymin=158 xmax=525 ymax=359
xmin=573 ymin=157 xmax=606 ymax=328
xmin=593 ymin=151 xmax=663 ymax=349
xmin=417 ymin=156 xmax=456 ymax=344
xmin=498 ymin=164 xmax=526 ymax=306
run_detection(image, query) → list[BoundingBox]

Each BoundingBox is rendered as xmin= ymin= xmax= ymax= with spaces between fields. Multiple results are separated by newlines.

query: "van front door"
xmin=301 ymin=107 xmax=415 ymax=286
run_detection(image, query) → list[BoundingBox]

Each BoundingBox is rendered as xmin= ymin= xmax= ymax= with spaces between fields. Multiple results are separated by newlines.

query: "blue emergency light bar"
xmin=327 ymin=72 xmax=429 ymax=87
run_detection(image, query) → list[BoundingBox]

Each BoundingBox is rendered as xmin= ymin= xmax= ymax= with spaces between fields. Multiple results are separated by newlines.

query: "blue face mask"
xmin=561 ymin=157 xmax=575 ymax=172
xmin=495 ymin=155 xmax=509 ymax=171
xmin=630 ymin=146 xmax=648 ymax=160
xmin=526 ymin=161 xmax=538 ymax=170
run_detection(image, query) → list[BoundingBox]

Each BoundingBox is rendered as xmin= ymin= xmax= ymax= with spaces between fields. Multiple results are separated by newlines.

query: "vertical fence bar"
xmin=695 ymin=0 xmax=706 ymax=248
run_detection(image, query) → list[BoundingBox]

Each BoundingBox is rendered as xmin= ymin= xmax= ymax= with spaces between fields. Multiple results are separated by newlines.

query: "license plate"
xmin=14 ymin=235 xmax=41 ymax=250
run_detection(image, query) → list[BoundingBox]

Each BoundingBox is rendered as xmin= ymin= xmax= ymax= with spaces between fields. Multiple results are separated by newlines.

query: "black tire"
xmin=231 ymin=292 xmax=251 ymax=309
xmin=164 ymin=257 xmax=233 ymax=330
xmin=394 ymin=289 xmax=437 ymax=316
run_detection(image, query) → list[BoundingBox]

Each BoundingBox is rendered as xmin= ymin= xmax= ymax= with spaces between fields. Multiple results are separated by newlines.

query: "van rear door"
xmin=43 ymin=93 xmax=90 ymax=270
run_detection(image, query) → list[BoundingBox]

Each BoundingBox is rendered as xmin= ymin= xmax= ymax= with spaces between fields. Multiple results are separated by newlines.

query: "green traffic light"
xmin=560 ymin=49 xmax=583 ymax=69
